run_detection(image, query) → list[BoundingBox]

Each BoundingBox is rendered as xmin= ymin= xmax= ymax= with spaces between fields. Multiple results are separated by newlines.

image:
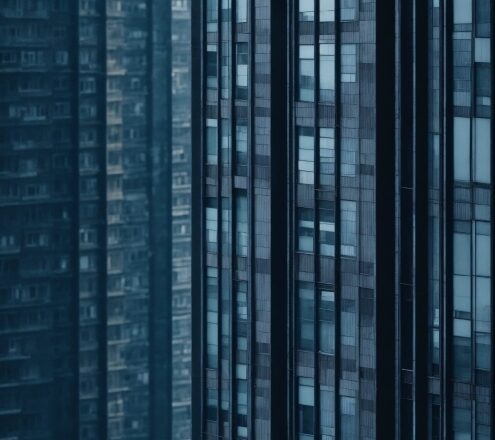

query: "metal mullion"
xmin=441 ymin=0 xmax=454 ymax=436
xmin=247 ymin=0 xmax=256 ymax=437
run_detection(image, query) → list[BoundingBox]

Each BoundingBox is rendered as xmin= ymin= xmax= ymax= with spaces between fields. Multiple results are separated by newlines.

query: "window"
xmin=235 ymin=122 xmax=248 ymax=175
xmin=340 ymin=396 xmax=356 ymax=437
xmin=298 ymin=208 xmax=314 ymax=252
xmin=299 ymin=0 xmax=314 ymax=21
xmin=341 ymin=0 xmax=357 ymax=21
xmin=297 ymin=127 xmax=314 ymax=184
xmin=298 ymin=282 xmax=314 ymax=350
xmin=207 ymin=0 xmax=218 ymax=31
xmin=206 ymin=118 xmax=218 ymax=165
xmin=474 ymin=117 xmax=490 ymax=183
xmin=341 ymin=138 xmax=357 ymax=177
xmin=207 ymin=44 xmax=217 ymax=90
xmin=320 ymin=290 xmax=335 ymax=354
xmin=341 ymin=44 xmax=356 ymax=82
xmin=320 ymin=385 xmax=335 ymax=435
xmin=205 ymin=199 xmax=218 ymax=253
xmin=453 ymin=318 xmax=471 ymax=380
xmin=341 ymin=201 xmax=357 ymax=257
xmin=475 ymin=0 xmax=490 ymax=37
xmin=319 ymin=201 xmax=335 ymax=256
xmin=235 ymin=193 xmax=248 ymax=257
xmin=221 ymin=120 xmax=231 ymax=165
xmin=320 ymin=0 xmax=335 ymax=22
xmin=319 ymin=43 xmax=335 ymax=102
xmin=299 ymin=45 xmax=314 ymax=101
xmin=236 ymin=43 xmax=248 ymax=99
xmin=298 ymin=377 xmax=315 ymax=436
xmin=320 ymin=128 xmax=335 ymax=186
xmin=206 ymin=267 xmax=218 ymax=369
xmin=475 ymin=63 xmax=491 ymax=107
xmin=221 ymin=41 xmax=230 ymax=99
xmin=453 ymin=117 xmax=470 ymax=181
xmin=454 ymin=0 xmax=472 ymax=24
xmin=236 ymin=0 xmax=247 ymax=23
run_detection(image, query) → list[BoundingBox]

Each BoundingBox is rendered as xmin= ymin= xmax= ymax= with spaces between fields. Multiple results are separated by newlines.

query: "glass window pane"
xmin=474 ymin=117 xmax=491 ymax=183
xmin=454 ymin=0 xmax=472 ymax=24
xmin=236 ymin=0 xmax=247 ymax=22
xmin=319 ymin=43 xmax=335 ymax=102
xmin=298 ymin=208 xmax=314 ymax=252
xmin=299 ymin=45 xmax=314 ymax=101
xmin=299 ymin=0 xmax=314 ymax=21
xmin=298 ymin=127 xmax=314 ymax=184
xmin=454 ymin=117 xmax=471 ymax=181
xmin=320 ymin=0 xmax=335 ymax=22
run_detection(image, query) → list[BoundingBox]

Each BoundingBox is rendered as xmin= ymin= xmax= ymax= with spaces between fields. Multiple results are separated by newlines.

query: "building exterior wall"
xmin=194 ymin=1 xmax=494 ymax=439
xmin=0 ymin=1 xmax=172 ymax=439
xmin=171 ymin=0 xmax=192 ymax=438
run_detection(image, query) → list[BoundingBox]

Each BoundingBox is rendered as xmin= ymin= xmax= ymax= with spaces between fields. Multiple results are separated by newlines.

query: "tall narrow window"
xmin=235 ymin=122 xmax=248 ymax=175
xmin=341 ymin=138 xmax=357 ymax=177
xmin=473 ymin=117 xmax=491 ymax=183
xmin=236 ymin=43 xmax=248 ymax=99
xmin=298 ymin=377 xmax=315 ymax=437
xmin=320 ymin=128 xmax=335 ymax=186
xmin=298 ymin=208 xmax=314 ymax=252
xmin=320 ymin=0 xmax=335 ymax=22
xmin=299 ymin=45 xmax=315 ymax=102
xmin=221 ymin=120 xmax=231 ymax=166
xmin=320 ymin=290 xmax=335 ymax=354
xmin=299 ymin=0 xmax=314 ymax=21
xmin=341 ymin=44 xmax=356 ymax=82
xmin=221 ymin=197 xmax=231 ymax=255
xmin=319 ymin=201 xmax=335 ymax=256
xmin=235 ymin=193 xmax=248 ymax=257
xmin=206 ymin=198 xmax=218 ymax=253
xmin=222 ymin=0 xmax=231 ymax=22
xmin=475 ymin=0 xmax=491 ymax=37
xmin=207 ymin=44 xmax=218 ymax=90
xmin=453 ymin=117 xmax=470 ymax=181
xmin=207 ymin=0 xmax=218 ymax=31
xmin=236 ymin=0 xmax=247 ymax=23
xmin=206 ymin=118 xmax=218 ymax=164
xmin=221 ymin=42 xmax=230 ymax=99
xmin=298 ymin=282 xmax=314 ymax=350
xmin=206 ymin=267 xmax=218 ymax=368
xmin=320 ymin=43 xmax=335 ymax=102
xmin=340 ymin=396 xmax=356 ymax=437
xmin=297 ymin=127 xmax=314 ymax=184
xmin=341 ymin=201 xmax=357 ymax=257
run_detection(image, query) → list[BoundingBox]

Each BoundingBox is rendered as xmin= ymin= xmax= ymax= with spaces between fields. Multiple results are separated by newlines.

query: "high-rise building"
xmin=171 ymin=0 xmax=192 ymax=438
xmin=192 ymin=1 xmax=493 ymax=439
xmin=0 ymin=1 xmax=172 ymax=439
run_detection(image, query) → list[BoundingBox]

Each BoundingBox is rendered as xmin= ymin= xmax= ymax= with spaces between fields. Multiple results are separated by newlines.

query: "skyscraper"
xmin=0 ymin=1 xmax=172 ymax=439
xmin=192 ymin=1 xmax=493 ymax=439
xmin=171 ymin=0 xmax=193 ymax=438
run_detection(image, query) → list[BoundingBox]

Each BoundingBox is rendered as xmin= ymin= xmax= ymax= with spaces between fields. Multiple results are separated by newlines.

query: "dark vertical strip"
xmin=148 ymin=0 xmax=172 ymax=437
xmin=334 ymin=0 xmax=341 ymax=437
xmin=287 ymin=0 xmax=295 ymax=438
xmin=414 ymin=0 xmax=429 ymax=437
xmin=442 ymin=0 xmax=453 ymax=437
xmin=98 ymin=1 xmax=108 ymax=438
xmin=191 ymin=0 xmax=202 ymax=437
xmin=375 ymin=0 xmax=396 ymax=439
xmin=490 ymin=0 xmax=495 ymax=434
xmin=71 ymin=2 xmax=81 ymax=438
xmin=270 ymin=2 xmax=287 ymax=438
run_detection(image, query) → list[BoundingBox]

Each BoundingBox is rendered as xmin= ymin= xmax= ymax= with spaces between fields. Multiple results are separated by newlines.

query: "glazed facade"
xmin=193 ymin=1 xmax=494 ymax=439
xmin=0 ymin=1 xmax=172 ymax=439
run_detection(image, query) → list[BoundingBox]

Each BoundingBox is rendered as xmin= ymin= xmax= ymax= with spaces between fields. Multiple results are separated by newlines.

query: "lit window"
xmin=236 ymin=43 xmax=248 ymax=99
xmin=297 ymin=127 xmax=314 ymax=184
